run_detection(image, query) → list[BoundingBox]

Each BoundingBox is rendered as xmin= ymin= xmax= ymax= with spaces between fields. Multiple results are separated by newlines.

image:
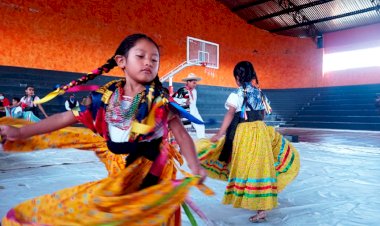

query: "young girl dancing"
xmin=196 ymin=61 xmax=300 ymax=223
xmin=0 ymin=33 xmax=208 ymax=226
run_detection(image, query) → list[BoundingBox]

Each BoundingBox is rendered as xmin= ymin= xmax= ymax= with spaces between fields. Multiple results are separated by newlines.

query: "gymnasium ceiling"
xmin=218 ymin=0 xmax=380 ymax=40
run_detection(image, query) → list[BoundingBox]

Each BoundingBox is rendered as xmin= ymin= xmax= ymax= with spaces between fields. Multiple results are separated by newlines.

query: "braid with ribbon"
xmin=36 ymin=34 xmax=159 ymax=105
xmin=135 ymin=75 xmax=168 ymax=123
xmin=36 ymin=58 xmax=117 ymax=104
xmin=233 ymin=61 xmax=257 ymax=119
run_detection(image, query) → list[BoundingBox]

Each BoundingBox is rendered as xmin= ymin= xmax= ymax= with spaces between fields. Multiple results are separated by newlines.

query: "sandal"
xmin=249 ymin=210 xmax=266 ymax=223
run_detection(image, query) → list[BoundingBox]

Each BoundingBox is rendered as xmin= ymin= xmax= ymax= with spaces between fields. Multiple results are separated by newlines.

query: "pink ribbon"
xmin=66 ymin=85 xmax=99 ymax=93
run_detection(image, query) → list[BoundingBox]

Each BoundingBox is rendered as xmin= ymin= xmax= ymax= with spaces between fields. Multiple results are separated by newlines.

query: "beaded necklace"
xmin=105 ymin=87 xmax=142 ymax=130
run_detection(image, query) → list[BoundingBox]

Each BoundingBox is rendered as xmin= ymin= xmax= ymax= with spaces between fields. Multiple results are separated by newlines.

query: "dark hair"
xmin=234 ymin=61 xmax=260 ymax=114
xmin=12 ymin=97 xmax=20 ymax=102
xmin=59 ymin=33 xmax=161 ymax=92
xmin=25 ymin=85 xmax=34 ymax=90
xmin=233 ymin=61 xmax=259 ymax=88
xmin=54 ymin=34 xmax=166 ymax=124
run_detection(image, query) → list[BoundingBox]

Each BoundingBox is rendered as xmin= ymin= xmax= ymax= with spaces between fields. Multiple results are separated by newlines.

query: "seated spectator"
xmin=0 ymin=93 xmax=11 ymax=117
xmin=6 ymin=97 xmax=23 ymax=118
xmin=65 ymin=94 xmax=79 ymax=111
xmin=5 ymin=97 xmax=40 ymax=122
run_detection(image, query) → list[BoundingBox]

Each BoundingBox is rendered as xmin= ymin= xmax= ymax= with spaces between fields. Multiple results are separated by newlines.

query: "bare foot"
xmin=249 ymin=210 xmax=266 ymax=223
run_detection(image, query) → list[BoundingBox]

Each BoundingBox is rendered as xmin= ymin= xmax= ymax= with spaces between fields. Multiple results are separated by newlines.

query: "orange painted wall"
xmin=1 ymin=0 xmax=324 ymax=89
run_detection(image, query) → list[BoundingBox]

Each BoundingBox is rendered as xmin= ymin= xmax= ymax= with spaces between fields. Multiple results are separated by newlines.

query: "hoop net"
xmin=200 ymin=62 xmax=216 ymax=78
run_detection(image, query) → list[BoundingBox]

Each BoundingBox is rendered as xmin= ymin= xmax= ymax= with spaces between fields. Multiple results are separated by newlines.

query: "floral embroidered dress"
xmin=1 ymin=79 xmax=210 ymax=226
xmin=196 ymin=83 xmax=300 ymax=211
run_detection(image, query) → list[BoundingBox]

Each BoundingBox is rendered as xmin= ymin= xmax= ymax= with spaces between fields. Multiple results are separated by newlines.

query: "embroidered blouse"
xmin=225 ymin=84 xmax=270 ymax=112
xmin=72 ymin=79 xmax=173 ymax=143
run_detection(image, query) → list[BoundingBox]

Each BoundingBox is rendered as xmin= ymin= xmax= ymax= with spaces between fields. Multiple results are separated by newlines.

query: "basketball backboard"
xmin=187 ymin=36 xmax=219 ymax=69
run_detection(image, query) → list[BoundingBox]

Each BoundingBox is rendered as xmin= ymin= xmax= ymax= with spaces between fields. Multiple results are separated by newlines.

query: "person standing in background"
xmin=64 ymin=94 xmax=79 ymax=111
xmin=20 ymin=86 xmax=48 ymax=119
xmin=0 ymin=93 xmax=10 ymax=117
xmin=172 ymin=73 xmax=206 ymax=139
xmin=375 ymin=94 xmax=380 ymax=114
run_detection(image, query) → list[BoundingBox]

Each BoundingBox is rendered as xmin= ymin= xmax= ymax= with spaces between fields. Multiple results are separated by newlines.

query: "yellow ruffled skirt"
xmin=0 ymin=117 xmax=207 ymax=226
xmin=196 ymin=121 xmax=300 ymax=211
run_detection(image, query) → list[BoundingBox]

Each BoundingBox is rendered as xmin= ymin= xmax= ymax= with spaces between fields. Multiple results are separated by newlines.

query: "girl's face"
xmin=122 ymin=39 xmax=159 ymax=85
xmin=12 ymin=99 xmax=19 ymax=105
xmin=26 ymin=87 xmax=35 ymax=96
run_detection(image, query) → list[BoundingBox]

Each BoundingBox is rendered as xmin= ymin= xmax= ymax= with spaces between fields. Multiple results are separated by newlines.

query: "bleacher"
xmin=173 ymin=82 xmax=380 ymax=131
xmin=2 ymin=66 xmax=380 ymax=131
xmin=263 ymin=88 xmax=318 ymax=127
xmin=0 ymin=66 xmax=114 ymax=115
xmin=286 ymin=84 xmax=380 ymax=131
xmin=170 ymin=83 xmax=318 ymax=129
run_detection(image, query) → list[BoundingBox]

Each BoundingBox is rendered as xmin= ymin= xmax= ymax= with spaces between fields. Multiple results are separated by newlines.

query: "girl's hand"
xmin=198 ymin=167 xmax=207 ymax=184
xmin=189 ymin=165 xmax=207 ymax=184
xmin=0 ymin=125 xmax=23 ymax=142
xmin=210 ymin=133 xmax=223 ymax=143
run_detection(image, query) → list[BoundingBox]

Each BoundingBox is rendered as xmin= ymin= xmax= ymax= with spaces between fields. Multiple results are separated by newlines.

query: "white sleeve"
xmin=20 ymin=96 xmax=26 ymax=103
xmin=14 ymin=106 xmax=23 ymax=118
xmin=33 ymin=96 xmax=41 ymax=107
xmin=65 ymin=101 xmax=70 ymax=111
xmin=173 ymin=97 xmax=187 ymax=106
xmin=192 ymin=89 xmax=197 ymax=104
xmin=225 ymin=93 xmax=238 ymax=110
xmin=14 ymin=106 xmax=22 ymax=114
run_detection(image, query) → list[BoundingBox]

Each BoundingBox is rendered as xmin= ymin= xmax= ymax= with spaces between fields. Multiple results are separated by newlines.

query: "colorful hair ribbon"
xmin=185 ymin=198 xmax=213 ymax=226
xmin=66 ymin=85 xmax=100 ymax=93
xmin=34 ymin=88 xmax=65 ymax=105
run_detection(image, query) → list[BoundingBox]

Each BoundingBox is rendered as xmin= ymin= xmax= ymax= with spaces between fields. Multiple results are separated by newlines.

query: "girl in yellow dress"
xmin=0 ymin=33 xmax=208 ymax=226
xmin=196 ymin=61 xmax=300 ymax=223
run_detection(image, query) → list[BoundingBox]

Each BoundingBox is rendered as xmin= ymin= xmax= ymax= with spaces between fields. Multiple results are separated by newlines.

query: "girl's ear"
xmin=114 ymin=55 xmax=127 ymax=69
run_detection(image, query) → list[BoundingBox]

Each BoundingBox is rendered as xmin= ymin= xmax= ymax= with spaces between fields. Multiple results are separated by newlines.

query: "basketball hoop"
xmin=200 ymin=61 xmax=208 ymax=67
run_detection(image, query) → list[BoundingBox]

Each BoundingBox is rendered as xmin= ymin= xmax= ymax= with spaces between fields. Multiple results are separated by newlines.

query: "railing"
xmin=159 ymin=60 xmax=200 ymax=83
xmin=159 ymin=60 xmax=200 ymax=95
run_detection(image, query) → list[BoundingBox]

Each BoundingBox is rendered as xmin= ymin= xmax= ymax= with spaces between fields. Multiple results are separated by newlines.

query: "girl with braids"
xmin=196 ymin=61 xmax=300 ymax=223
xmin=0 ymin=33 xmax=209 ymax=225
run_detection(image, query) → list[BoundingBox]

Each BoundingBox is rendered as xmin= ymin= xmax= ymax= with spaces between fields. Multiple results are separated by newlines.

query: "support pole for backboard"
xmin=160 ymin=36 xmax=219 ymax=96
xmin=168 ymin=77 xmax=173 ymax=95
xmin=160 ymin=60 xmax=199 ymax=95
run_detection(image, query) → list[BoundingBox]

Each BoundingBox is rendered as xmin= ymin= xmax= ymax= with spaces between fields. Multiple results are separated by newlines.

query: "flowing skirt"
xmin=196 ymin=121 xmax=300 ymax=211
xmin=0 ymin=118 xmax=204 ymax=226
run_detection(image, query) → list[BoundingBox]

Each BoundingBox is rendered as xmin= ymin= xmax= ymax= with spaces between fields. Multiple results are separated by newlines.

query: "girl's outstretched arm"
xmin=37 ymin=104 xmax=49 ymax=118
xmin=0 ymin=111 xmax=77 ymax=141
xmin=169 ymin=115 xmax=207 ymax=182
xmin=210 ymin=107 xmax=236 ymax=142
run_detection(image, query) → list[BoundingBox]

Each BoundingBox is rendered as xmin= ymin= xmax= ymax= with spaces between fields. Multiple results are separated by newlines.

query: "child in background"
xmin=196 ymin=61 xmax=300 ymax=223
xmin=0 ymin=93 xmax=10 ymax=117
xmin=5 ymin=97 xmax=40 ymax=122
xmin=0 ymin=33 xmax=208 ymax=226
xmin=20 ymin=86 xmax=48 ymax=119
xmin=5 ymin=97 xmax=23 ymax=119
